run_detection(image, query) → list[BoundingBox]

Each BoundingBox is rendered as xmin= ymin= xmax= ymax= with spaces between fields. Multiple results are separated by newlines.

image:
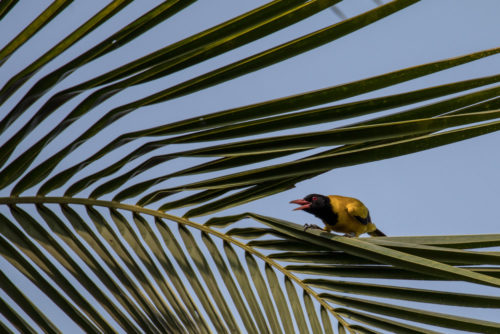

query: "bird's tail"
xmin=368 ymin=228 xmax=386 ymax=237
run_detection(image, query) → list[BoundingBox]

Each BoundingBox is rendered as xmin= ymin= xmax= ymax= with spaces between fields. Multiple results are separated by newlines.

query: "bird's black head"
xmin=290 ymin=194 xmax=331 ymax=215
xmin=290 ymin=194 xmax=338 ymax=225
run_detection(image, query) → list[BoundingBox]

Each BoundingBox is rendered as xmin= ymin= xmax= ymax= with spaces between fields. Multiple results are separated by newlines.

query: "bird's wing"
xmin=346 ymin=202 xmax=371 ymax=225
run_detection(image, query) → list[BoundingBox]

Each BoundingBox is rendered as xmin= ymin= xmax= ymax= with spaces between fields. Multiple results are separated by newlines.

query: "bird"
xmin=290 ymin=194 xmax=385 ymax=237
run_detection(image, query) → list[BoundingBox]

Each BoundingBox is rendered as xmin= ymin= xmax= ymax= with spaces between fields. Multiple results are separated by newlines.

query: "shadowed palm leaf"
xmin=1 ymin=1 xmax=499 ymax=333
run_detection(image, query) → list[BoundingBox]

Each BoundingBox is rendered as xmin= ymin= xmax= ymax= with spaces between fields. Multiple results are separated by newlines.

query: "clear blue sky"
xmin=1 ymin=1 xmax=499 ymax=333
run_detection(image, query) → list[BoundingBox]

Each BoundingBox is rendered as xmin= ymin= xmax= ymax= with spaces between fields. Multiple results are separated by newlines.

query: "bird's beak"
xmin=290 ymin=199 xmax=311 ymax=211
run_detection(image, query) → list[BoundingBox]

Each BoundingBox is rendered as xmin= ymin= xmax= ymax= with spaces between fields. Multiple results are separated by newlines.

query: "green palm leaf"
xmin=1 ymin=1 xmax=500 ymax=333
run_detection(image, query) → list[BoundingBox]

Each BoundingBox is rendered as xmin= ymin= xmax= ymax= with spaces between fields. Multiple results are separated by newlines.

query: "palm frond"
xmin=1 ymin=1 xmax=500 ymax=332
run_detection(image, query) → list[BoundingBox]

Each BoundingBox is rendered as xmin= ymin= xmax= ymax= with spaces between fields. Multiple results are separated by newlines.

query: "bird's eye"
xmin=312 ymin=196 xmax=317 ymax=201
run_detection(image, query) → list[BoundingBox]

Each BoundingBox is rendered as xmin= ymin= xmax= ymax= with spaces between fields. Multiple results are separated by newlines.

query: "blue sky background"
xmin=1 ymin=1 xmax=499 ymax=333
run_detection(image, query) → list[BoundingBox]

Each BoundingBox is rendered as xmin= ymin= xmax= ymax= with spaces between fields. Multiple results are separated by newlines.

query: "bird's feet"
xmin=343 ymin=232 xmax=357 ymax=238
xmin=303 ymin=224 xmax=323 ymax=231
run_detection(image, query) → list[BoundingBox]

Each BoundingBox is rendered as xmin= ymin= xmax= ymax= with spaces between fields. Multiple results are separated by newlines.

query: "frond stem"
xmin=0 ymin=196 xmax=352 ymax=331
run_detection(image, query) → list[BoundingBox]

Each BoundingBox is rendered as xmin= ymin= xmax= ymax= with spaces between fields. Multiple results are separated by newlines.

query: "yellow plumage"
xmin=325 ymin=195 xmax=378 ymax=237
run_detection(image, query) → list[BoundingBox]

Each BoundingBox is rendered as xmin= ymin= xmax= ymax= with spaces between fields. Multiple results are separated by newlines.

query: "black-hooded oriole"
xmin=290 ymin=194 xmax=385 ymax=237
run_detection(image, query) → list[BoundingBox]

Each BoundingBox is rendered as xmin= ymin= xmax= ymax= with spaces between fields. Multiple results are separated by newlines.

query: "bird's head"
xmin=290 ymin=194 xmax=330 ymax=215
